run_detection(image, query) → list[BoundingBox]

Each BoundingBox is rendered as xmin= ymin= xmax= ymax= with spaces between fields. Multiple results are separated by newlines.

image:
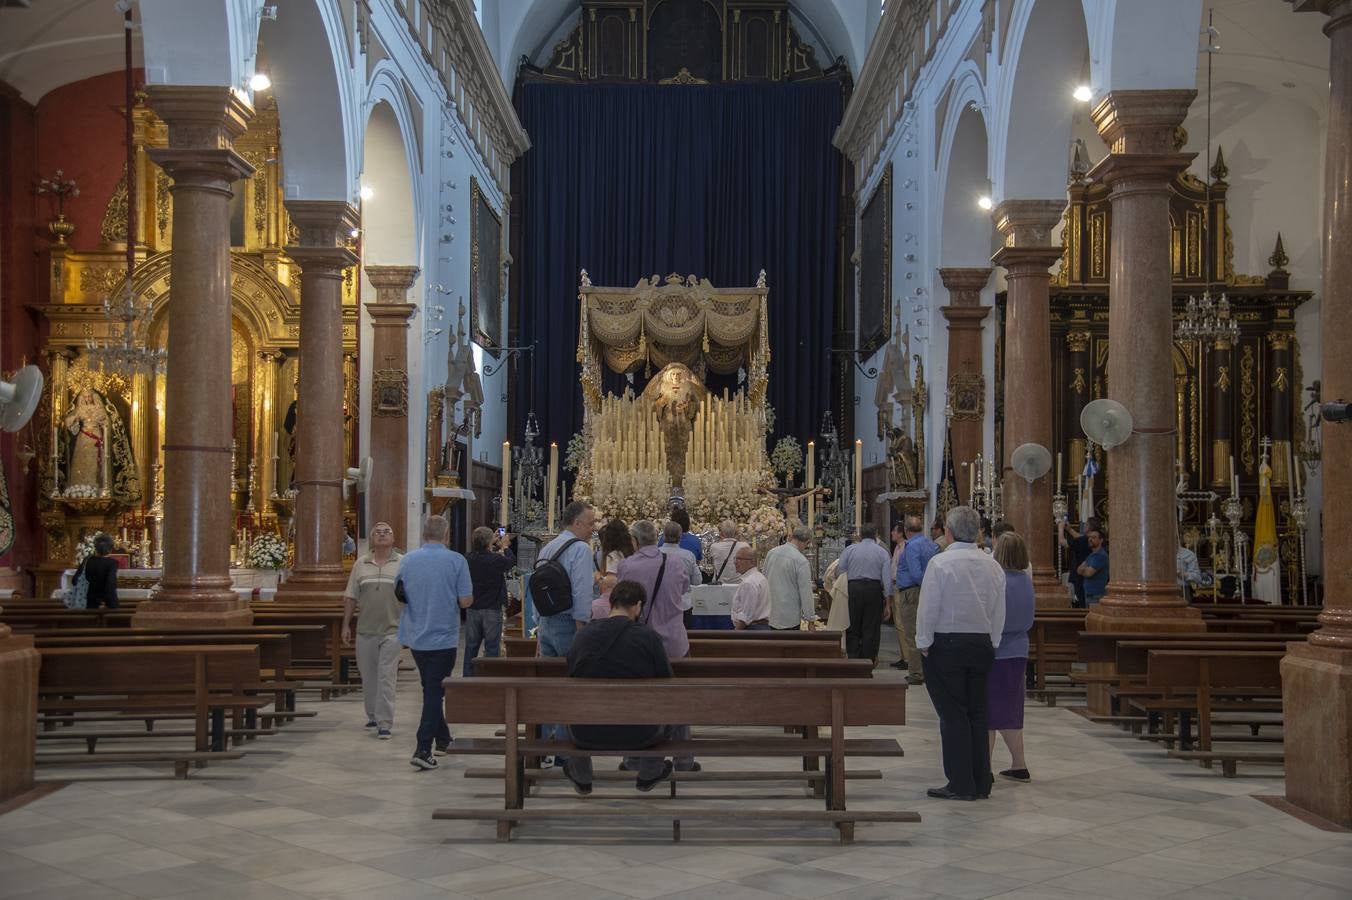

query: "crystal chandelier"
xmin=86 ymin=8 xmax=165 ymax=379
xmin=1175 ymin=10 xmax=1239 ymax=349
xmin=1176 ymin=291 xmax=1239 ymax=344
xmin=86 ymin=282 xmax=165 ymax=376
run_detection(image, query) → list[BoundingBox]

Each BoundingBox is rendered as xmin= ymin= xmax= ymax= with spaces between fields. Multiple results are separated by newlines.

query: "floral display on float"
xmin=564 ymin=431 xmax=587 ymax=474
xmin=770 ymin=436 xmax=804 ymax=485
xmin=747 ymin=504 xmax=787 ymax=554
xmin=74 ymin=531 xmax=111 ymax=565
xmin=245 ymin=532 xmax=289 ymax=569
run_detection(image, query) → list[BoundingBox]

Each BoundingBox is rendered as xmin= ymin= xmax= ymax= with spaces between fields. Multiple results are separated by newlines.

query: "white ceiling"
xmin=0 ymin=0 xmax=142 ymax=103
xmin=1203 ymin=0 xmax=1330 ymax=116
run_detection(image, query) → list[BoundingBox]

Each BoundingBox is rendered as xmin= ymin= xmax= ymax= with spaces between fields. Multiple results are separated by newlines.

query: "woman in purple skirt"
xmin=988 ymin=531 xmax=1036 ymax=783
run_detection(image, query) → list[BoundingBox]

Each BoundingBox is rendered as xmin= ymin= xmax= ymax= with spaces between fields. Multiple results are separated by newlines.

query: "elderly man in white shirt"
xmin=762 ymin=525 xmax=820 ymax=630
xmin=709 ymin=520 xmax=750 ymax=585
xmin=916 ymin=505 xmax=1005 ymax=802
xmin=730 ymin=547 xmax=772 ymax=629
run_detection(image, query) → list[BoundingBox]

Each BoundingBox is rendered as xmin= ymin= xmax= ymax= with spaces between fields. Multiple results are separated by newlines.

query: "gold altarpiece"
xmin=29 ymin=95 xmax=359 ymax=598
xmin=995 ymin=149 xmax=1313 ymax=601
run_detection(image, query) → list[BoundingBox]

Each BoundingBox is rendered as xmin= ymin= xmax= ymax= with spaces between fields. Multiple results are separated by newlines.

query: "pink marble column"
xmin=363 ymin=265 xmax=419 ymax=547
xmin=134 ymin=87 xmax=254 ymax=628
xmin=274 ymin=202 xmax=359 ymax=601
xmin=992 ymin=200 xmax=1065 ymax=607
xmin=1283 ymin=0 xmax=1352 ymax=827
xmin=938 ymin=267 xmax=992 ymax=505
xmin=1084 ymin=91 xmax=1204 ymax=628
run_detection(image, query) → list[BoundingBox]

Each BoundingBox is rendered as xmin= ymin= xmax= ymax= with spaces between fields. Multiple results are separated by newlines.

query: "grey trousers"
xmin=355 ymin=631 xmax=400 ymax=728
xmin=565 ymin=725 xmax=690 ymax=784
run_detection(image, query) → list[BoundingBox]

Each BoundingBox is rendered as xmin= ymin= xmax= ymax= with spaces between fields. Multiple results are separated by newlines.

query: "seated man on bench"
xmin=562 ymin=579 xmax=684 ymax=795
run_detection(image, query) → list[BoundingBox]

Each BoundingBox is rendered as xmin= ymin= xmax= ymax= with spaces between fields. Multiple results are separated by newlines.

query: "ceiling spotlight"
xmin=977 ymin=195 xmax=994 ymax=211
xmin=349 ymin=228 xmax=361 ymax=238
xmin=249 ymin=72 xmax=272 ymax=92
xmin=1073 ymin=84 xmax=1093 ymax=102
xmin=359 ymin=184 xmax=375 ymax=201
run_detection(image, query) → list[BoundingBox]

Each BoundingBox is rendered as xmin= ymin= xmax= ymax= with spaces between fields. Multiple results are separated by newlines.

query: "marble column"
xmin=1284 ymin=0 xmax=1352 ymax=828
xmin=992 ymin=200 xmax=1065 ymax=607
xmin=938 ymin=267 xmax=992 ymax=505
xmin=1080 ymin=90 xmax=1205 ymax=713
xmin=363 ymin=265 xmax=419 ymax=548
xmin=274 ymin=202 xmax=358 ymax=601
xmin=0 ymin=623 xmax=38 ymax=802
xmin=133 ymin=86 xmax=254 ymax=629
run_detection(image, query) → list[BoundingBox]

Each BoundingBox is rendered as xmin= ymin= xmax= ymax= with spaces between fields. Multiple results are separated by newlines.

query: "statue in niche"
xmin=886 ymin=425 xmax=918 ymax=494
xmin=641 ymin=362 xmax=707 ymax=488
xmin=59 ymin=386 xmax=139 ymax=502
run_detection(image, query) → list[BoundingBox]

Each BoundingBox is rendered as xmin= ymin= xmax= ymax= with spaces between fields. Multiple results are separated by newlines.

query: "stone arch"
xmin=1089 ymin=0 xmax=1202 ymax=95
xmin=992 ymin=0 xmax=1091 ymax=201
xmin=259 ymin=0 xmax=358 ymax=201
xmin=938 ymin=102 xmax=992 ymax=267
xmin=137 ymin=0 xmax=258 ymax=89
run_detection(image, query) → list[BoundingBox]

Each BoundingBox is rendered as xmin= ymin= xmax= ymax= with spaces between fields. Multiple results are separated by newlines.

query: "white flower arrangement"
xmin=770 ymin=437 xmax=804 ymax=483
xmin=63 ymin=484 xmax=102 ymax=499
xmin=564 ymin=431 xmax=588 ymax=473
xmin=246 ymin=532 xmax=289 ymax=569
xmin=748 ymin=504 xmax=786 ymax=541
xmin=74 ymin=531 xmax=111 ymax=565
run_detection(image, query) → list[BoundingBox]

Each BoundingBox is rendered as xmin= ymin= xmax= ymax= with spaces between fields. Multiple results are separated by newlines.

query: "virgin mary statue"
xmin=58 ymin=387 xmax=140 ymax=503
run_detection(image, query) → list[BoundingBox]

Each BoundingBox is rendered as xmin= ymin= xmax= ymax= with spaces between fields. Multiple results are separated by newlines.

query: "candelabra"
xmin=1051 ymin=490 xmax=1068 ymax=578
xmin=246 ymin=460 xmax=257 ymax=513
xmin=1222 ymin=494 xmax=1246 ymax=602
xmin=37 ymin=169 xmax=79 ymax=246
xmin=1289 ymin=492 xmax=1310 ymax=606
xmin=1205 ymin=511 xmax=1224 ymax=593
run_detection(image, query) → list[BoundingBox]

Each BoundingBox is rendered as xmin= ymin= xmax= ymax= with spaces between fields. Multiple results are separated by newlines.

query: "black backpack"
xmin=531 ymin=537 xmax=585 ymax=617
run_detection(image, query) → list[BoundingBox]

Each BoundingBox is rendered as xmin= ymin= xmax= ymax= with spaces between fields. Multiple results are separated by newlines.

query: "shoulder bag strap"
xmin=640 ymin=553 xmax=668 ymax=625
xmin=713 ymin=543 xmax=736 ymax=582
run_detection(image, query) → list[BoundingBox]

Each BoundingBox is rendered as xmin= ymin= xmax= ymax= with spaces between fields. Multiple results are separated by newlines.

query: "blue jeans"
xmin=462 ymin=608 xmax=503 ymax=676
xmin=537 ymin=613 xmax=579 ymax=751
xmin=410 ymin=647 xmax=457 ymax=754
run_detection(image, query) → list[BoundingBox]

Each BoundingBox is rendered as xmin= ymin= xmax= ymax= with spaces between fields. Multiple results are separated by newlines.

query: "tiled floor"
xmin=4 ymin=649 xmax=1350 ymax=900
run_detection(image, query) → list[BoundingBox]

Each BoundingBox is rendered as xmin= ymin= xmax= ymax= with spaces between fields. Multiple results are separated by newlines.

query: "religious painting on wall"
xmin=858 ymin=163 xmax=892 ymax=357
xmin=470 ymin=177 xmax=503 ymax=355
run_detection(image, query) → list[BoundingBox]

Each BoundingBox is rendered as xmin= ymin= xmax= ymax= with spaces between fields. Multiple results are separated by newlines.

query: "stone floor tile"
xmin=734 ymin=867 xmax=874 ymax=899
xmin=1038 ymin=867 xmax=1193 ymax=900
xmin=423 ymin=862 xmax=555 ymax=895
xmin=261 ymin=862 xmax=407 ymax=896
xmin=1186 ymin=869 xmax=1351 ymax=900
xmin=576 ymin=864 xmax=719 ymax=899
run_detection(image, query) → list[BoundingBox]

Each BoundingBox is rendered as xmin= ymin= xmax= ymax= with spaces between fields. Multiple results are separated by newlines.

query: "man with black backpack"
xmin=533 ymin=501 xmax=598 ymax=762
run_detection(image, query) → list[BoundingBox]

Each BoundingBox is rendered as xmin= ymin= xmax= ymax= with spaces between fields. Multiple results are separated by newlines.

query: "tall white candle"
xmin=500 ymin=441 xmax=511 ymax=527
xmin=1286 ymin=441 xmax=1298 ymax=496
xmin=1056 ymin=451 xmax=1063 ymax=493
xmin=1229 ymin=455 xmax=1237 ymax=494
xmin=546 ymin=442 xmax=559 ymax=532
xmin=806 ymin=441 xmax=816 ymax=529
xmin=854 ymin=439 xmax=863 ymax=533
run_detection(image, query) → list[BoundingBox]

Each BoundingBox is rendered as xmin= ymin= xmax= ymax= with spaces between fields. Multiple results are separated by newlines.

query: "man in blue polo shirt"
xmin=396 ymin=515 xmax=473 ymax=771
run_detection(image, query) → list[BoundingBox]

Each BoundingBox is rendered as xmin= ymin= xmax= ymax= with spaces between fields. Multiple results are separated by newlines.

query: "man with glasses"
xmin=730 ymin=547 xmax=771 ymax=630
xmin=342 ymin=522 xmax=402 ymax=739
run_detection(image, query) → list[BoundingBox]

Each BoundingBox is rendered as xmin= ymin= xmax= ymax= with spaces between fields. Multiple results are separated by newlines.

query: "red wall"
xmin=0 ymin=70 xmax=137 ymax=577
xmin=34 ymin=70 xmax=142 ymax=254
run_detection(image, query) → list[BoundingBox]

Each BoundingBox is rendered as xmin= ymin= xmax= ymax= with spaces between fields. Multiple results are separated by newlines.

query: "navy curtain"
xmin=514 ymin=80 xmax=842 ymax=447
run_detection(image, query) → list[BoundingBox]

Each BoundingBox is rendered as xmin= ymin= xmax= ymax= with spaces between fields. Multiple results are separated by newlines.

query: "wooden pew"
xmin=435 ymin=677 xmax=915 ymax=843
xmin=687 ymin=639 xmax=842 ymax=659
xmin=1143 ymin=648 xmax=1286 ymax=775
xmin=686 ymin=629 xmax=844 ymax=643
xmin=1027 ymin=614 xmax=1087 ymax=704
xmin=474 ymin=656 xmax=873 ymax=678
xmin=33 ymin=632 xmax=299 ymax=731
xmin=35 ymin=644 xmax=266 ymax=775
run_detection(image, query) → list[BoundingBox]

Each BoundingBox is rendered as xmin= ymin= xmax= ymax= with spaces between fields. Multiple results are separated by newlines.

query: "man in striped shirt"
xmin=342 ymin=522 xmax=403 ymax=738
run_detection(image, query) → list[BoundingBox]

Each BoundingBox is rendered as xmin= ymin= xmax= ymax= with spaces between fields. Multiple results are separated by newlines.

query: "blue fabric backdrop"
xmin=514 ymin=80 xmax=843 ymax=447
